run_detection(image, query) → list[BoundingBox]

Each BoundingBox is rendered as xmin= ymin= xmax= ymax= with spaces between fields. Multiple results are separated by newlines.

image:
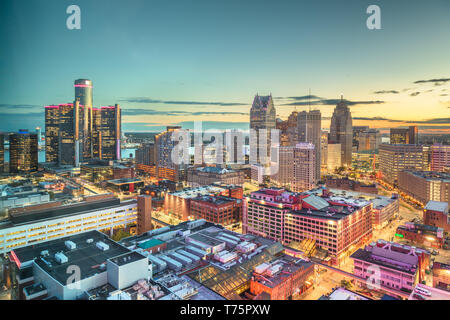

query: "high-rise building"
xmin=136 ymin=143 xmax=156 ymax=166
xmin=0 ymin=133 xmax=4 ymax=173
xmin=58 ymin=102 xmax=78 ymax=166
xmin=92 ymin=107 xmax=102 ymax=159
xmin=390 ymin=126 xmax=418 ymax=144
xmin=155 ymin=126 xmax=187 ymax=182
xmin=379 ymin=144 xmax=430 ymax=185
xmin=249 ymin=94 xmax=276 ymax=166
xmin=45 ymin=105 xmax=60 ymax=163
xmin=431 ymin=144 xmax=450 ymax=172
xmin=320 ymin=130 xmax=328 ymax=171
xmin=272 ymin=143 xmax=316 ymax=192
xmin=353 ymin=126 xmax=381 ymax=152
xmin=9 ymin=130 xmax=38 ymax=173
xmin=297 ymin=110 xmax=321 ymax=181
xmin=99 ymin=105 xmax=121 ymax=160
xmin=329 ymin=96 xmax=353 ymax=167
xmin=327 ymin=143 xmax=342 ymax=172
xmin=74 ymin=79 xmax=94 ymax=160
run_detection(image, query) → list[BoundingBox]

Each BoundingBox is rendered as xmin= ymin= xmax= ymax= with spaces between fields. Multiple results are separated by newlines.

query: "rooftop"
xmin=107 ymin=178 xmax=143 ymax=185
xmin=424 ymin=201 xmax=448 ymax=213
xmin=7 ymin=198 xmax=125 ymax=226
xmin=404 ymin=170 xmax=450 ymax=182
xmin=12 ymin=231 xmax=130 ymax=283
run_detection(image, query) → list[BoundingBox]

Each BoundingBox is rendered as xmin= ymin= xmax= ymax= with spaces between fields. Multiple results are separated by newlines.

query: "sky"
xmin=0 ymin=0 xmax=449 ymax=133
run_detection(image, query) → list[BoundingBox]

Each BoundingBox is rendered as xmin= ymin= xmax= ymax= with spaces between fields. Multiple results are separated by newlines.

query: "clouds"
xmin=352 ymin=116 xmax=449 ymax=124
xmin=276 ymin=96 xmax=385 ymax=106
xmin=373 ymin=90 xmax=399 ymax=94
xmin=413 ymin=78 xmax=450 ymax=86
xmin=0 ymin=104 xmax=41 ymax=110
xmin=410 ymin=92 xmax=421 ymax=97
xmin=122 ymin=108 xmax=248 ymax=117
xmin=118 ymin=97 xmax=247 ymax=106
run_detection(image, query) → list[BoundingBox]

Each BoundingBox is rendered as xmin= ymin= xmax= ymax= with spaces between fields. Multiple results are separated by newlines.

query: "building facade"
xmin=329 ymin=97 xmax=353 ymax=167
xmin=9 ymin=130 xmax=38 ymax=174
xmin=398 ymin=171 xmax=450 ymax=206
xmin=297 ymin=110 xmax=321 ymax=181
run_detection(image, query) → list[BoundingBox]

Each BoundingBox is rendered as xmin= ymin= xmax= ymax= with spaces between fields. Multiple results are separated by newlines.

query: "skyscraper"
xmin=329 ymin=96 xmax=353 ymax=167
xmin=272 ymin=143 xmax=316 ymax=192
xmin=249 ymin=94 xmax=276 ymax=166
xmin=390 ymin=126 xmax=418 ymax=144
xmin=45 ymin=105 xmax=60 ymax=163
xmin=58 ymin=103 xmax=78 ymax=166
xmin=155 ymin=126 xmax=186 ymax=182
xmin=99 ymin=105 xmax=121 ymax=160
xmin=92 ymin=107 xmax=102 ymax=159
xmin=9 ymin=130 xmax=38 ymax=173
xmin=74 ymin=79 xmax=93 ymax=160
xmin=297 ymin=110 xmax=321 ymax=182
xmin=0 ymin=133 xmax=4 ymax=173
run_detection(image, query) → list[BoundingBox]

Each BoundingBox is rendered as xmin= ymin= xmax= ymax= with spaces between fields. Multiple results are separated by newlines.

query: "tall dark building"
xmin=58 ymin=102 xmax=78 ymax=166
xmin=45 ymin=105 xmax=60 ymax=163
xmin=390 ymin=126 xmax=418 ymax=145
xmin=9 ymin=130 xmax=38 ymax=173
xmin=136 ymin=143 xmax=156 ymax=166
xmin=329 ymin=96 xmax=353 ymax=167
xmin=92 ymin=108 xmax=102 ymax=159
xmin=74 ymin=79 xmax=93 ymax=160
xmin=297 ymin=110 xmax=321 ymax=182
xmin=100 ymin=105 xmax=121 ymax=160
xmin=0 ymin=133 xmax=4 ymax=173
xmin=249 ymin=94 xmax=276 ymax=165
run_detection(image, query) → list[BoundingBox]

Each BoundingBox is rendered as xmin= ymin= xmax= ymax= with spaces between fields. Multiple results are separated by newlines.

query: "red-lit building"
xmin=249 ymin=256 xmax=314 ymax=300
xmin=395 ymin=223 xmax=445 ymax=249
xmin=423 ymin=201 xmax=449 ymax=232
xmin=243 ymin=188 xmax=373 ymax=265
xmin=190 ymin=195 xmax=242 ymax=226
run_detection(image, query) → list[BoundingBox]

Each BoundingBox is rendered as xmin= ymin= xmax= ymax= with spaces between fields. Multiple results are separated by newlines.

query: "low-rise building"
xmin=432 ymin=258 xmax=450 ymax=292
xmin=350 ymin=240 xmax=431 ymax=295
xmin=187 ymin=166 xmax=244 ymax=187
xmin=423 ymin=201 xmax=449 ymax=232
xmin=395 ymin=223 xmax=445 ymax=249
xmin=189 ymin=195 xmax=242 ymax=226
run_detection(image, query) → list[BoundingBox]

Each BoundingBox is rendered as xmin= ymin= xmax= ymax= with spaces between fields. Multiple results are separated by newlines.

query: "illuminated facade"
xmin=44 ymin=105 xmax=60 ymax=163
xmin=243 ymin=188 xmax=373 ymax=265
xmin=99 ymin=105 xmax=121 ymax=160
xmin=0 ymin=133 xmax=4 ymax=173
xmin=9 ymin=130 xmax=38 ymax=173
xmin=297 ymin=110 xmax=321 ymax=181
xmin=390 ymin=126 xmax=418 ymax=145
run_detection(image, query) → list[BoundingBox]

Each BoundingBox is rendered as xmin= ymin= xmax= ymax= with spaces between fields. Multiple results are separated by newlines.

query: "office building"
xmin=432 ymin=259 xmax=450 ymax=292
xmin=329 ymin=96 xmax=353 ymax=167
xmin=243 ymin=188 xmax=373 ymax=265
xmin=390 ymin=126 xmax=418 ymax=145
xmin=430 ymin=144 xmax=450 ymax=172
xmin=271 ymin=143 xmax=316 ymax=192
xmin=297 ymin=110 xmax=321 ymax=181
xmin=398 ymin=171 xmax=450 ymax=206
xmin=74 ymin=79 xmax=94 ymax=160
xmin=189 ymin=195 xmax=242 ymax=226
xmin=0 ymin=133 xmax=4 ymax=173
xmin=136 ymin=143 xmax=156 ymax=167
xmin=155 ymin=126 xmax=187 ymax=182
xmin=0 ymin=196 xmax=137 ymax=254
xmin=249 ymin=94 xmax=277 ymax=167
xmin=327 ymin=143 xmax=342 ymax=172
xmin=320 ymin=131 xmax=328 ymax=171
xmin=353 ymin=126 xmax=381 ymax=152
xmin=9 ymin=130 xmax=38 ymax=174
xmin=44 ymin=105 xmax=60 ymax=163
xmin=379 ymin=144 xmax=430 ymax=185
xmin=99 ymin=105 xmax=121 ymax=161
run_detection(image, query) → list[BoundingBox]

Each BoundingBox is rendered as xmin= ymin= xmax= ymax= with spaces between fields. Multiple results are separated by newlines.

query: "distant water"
xmin=4 ymin=148 xmax=136 ymax=163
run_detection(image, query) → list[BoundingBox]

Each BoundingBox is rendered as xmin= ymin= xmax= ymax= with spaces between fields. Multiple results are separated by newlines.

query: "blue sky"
xmin=0 ymin=0 xmax=449 ymax=133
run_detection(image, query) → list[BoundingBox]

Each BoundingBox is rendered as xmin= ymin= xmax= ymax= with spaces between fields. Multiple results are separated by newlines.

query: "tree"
xmin=112 ymin=229 xmax=131 ymax=241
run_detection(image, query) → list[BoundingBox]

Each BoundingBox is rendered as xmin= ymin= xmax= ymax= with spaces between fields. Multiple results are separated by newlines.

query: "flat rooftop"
xmin=107 ymin=178 xmax=143 ymax=185
xmin=350 ymin=248 xmax=417 ymax=275
xmin=108 ymin=251 xmax=147 ymax=267
xmin=29 ymin=231 xmax=131 ymax=285
xmin=424 ymin=201 xmax=448 ymax=213
xmin=405 ymin=170 xmax=450 ymax=182
xmin=169 ymin=185 xmax=226 ymax=199
xmin=8 ymin=198 xmax=123 ymax=226
xmin=324 ymin=287 xmax=370 ymax=300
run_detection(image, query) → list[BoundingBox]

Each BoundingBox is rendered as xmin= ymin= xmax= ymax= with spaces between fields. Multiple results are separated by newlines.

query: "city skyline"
xmin=0 ymin=0 xmax=449 ymax=134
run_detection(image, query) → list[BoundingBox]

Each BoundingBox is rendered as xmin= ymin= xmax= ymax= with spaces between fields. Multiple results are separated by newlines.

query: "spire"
xmin=340 ymin=94 xmax=344 ymax=102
